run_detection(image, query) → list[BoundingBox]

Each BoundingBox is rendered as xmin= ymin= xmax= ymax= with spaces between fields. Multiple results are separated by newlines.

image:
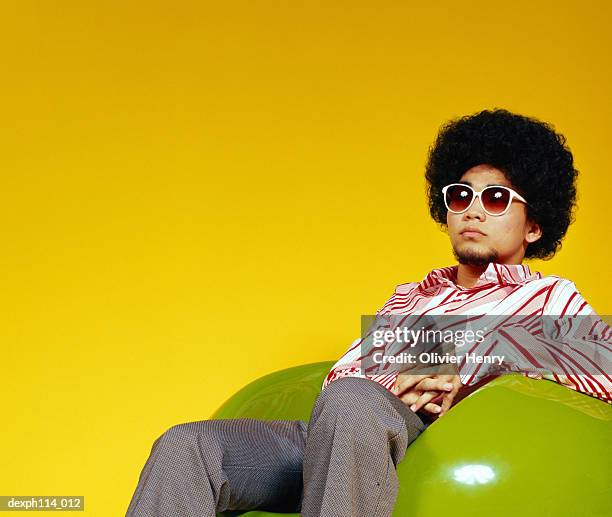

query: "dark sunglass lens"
xmin=446 ymin=185 xmax=473 ymax=212
xmin=482 ymin=187 xmax=511 ymax=214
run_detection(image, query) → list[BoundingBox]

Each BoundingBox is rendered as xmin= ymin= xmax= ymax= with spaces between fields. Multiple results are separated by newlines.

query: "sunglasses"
xmin=442 ymin=183 xmax=528 ymax=216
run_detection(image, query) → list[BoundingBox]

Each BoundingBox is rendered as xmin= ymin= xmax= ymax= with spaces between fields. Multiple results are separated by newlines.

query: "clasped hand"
xmin=392 ymin=370 xmax=462 ymax=418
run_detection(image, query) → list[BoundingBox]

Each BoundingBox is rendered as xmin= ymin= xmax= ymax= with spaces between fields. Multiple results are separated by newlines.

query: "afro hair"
xmin=425 ymin=108 xmax=578 ymax=260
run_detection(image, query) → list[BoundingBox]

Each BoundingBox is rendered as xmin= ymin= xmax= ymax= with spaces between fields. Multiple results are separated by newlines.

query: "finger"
xmin=393 ymin=374 xmax=430 ymax=396
xmin=410 ymin=390 xmax=440 ymax=412
xmin=400 ymin=389 xmax=440 ymax=408
xmin=422 ymin=402 xmax=442 ymax=415
xmin=438 ymin=388 xmax=459 ymax=416
xmin=414 ymin=377 xmax=455 ymax=393
xmin=399 ymin=391 xmax=421 ymax=407
xmin=415 ymin=376 xmax=453 ymax=390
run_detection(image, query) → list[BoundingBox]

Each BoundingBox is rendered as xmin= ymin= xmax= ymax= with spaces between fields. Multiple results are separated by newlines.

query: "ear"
xmin=525 ymin=219 xmax=542 ymax=243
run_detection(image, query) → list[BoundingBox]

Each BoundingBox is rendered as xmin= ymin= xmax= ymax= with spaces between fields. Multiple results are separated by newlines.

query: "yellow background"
xmin=1 ymin=1 xmax=610 ymax=514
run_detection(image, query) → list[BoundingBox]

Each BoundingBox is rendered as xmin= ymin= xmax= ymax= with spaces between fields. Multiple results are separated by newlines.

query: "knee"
xmin=161 ymin=421 xmax=196 ymax=439
xmin=313 ymin=377 xmax=424 ymax=435
xmin=155 ymin=420 xmax=218 ymax=452
xmin=315 ymin=377 xmax=381 ymax=417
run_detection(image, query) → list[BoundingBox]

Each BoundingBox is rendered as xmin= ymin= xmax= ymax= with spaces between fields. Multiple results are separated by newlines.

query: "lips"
xmin=461 ymin=227 xmax=486 ymax=236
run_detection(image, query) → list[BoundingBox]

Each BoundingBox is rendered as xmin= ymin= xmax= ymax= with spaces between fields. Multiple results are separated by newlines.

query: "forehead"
xmin=459 ymin=165 xmax=511 ymax=188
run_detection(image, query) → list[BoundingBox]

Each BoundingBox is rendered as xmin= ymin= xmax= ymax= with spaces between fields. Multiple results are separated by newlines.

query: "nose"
xmin=463 ymin=195 xmax=486 ymax=221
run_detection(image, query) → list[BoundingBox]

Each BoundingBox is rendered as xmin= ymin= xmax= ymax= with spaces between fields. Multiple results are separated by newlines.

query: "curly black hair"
xmin=425 ymin=108 xmax=578 ymax=260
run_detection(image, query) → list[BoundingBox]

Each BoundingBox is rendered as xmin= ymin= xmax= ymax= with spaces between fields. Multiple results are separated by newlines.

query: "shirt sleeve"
xmin=321 ymin=286 xmax=410 ymax=392
xmin=446 ymin=279 xmax=611 ymax=404
xmin=537 ymin=279 xmax=612 ymax=403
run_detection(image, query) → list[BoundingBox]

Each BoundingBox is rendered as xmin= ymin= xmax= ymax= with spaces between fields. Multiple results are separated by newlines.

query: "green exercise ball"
xmin=214 ymin=361 xmax=611 ymax=517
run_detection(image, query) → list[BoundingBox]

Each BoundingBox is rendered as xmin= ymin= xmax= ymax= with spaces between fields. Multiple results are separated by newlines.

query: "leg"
xmin=126 ymin=418 xmax=308 ymax=517
xmin=301 ymin=376 xmax=426 ymax=517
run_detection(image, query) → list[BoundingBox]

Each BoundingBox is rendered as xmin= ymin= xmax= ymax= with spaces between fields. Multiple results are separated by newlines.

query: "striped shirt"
xmin=322 ymin=262 xmax=612 ymax=404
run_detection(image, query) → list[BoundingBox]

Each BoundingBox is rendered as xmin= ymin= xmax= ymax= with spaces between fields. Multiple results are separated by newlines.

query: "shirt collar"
xmin=418 ymin=262 xmax=541 ymax=291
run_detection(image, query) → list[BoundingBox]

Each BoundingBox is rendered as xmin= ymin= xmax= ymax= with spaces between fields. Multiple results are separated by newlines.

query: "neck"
xmin=455 ymin=263 xmax=489 ymax=289
xmin=455 ymin=260 xmax=525 ymax=288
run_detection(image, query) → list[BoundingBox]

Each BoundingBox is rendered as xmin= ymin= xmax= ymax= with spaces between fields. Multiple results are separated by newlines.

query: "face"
xmin=446 ymin=164 xmax=542 ymax=265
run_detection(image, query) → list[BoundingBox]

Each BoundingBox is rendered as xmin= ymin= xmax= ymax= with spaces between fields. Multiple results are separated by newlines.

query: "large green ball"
xmin=215 ymin=361 xmax=611 ymax=517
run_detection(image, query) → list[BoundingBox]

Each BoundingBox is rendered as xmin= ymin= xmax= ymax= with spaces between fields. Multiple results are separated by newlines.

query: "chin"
xmin=453 ymin=244 xmax=499 ymax=266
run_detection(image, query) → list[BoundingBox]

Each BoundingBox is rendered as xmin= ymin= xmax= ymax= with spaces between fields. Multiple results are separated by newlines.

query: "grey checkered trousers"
xmin=126 ymin=376 xmax=427 ymax=516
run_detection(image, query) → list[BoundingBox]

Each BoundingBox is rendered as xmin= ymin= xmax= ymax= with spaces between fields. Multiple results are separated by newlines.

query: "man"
xmin=126 ymin=109 xmax=611 ymax=517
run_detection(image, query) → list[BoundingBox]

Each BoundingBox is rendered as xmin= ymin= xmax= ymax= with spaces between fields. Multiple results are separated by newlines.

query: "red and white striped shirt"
xmin=322 ymin=262 xmax=612 ymax=404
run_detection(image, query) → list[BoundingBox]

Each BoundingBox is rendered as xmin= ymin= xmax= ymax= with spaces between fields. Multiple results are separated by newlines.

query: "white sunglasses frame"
xmin=442 ymin=183 xmax=528 ymax=216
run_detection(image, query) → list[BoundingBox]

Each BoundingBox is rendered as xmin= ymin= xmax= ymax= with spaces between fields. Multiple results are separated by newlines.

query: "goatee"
xmin=453 ymin=246 xmax=499 ymax=267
